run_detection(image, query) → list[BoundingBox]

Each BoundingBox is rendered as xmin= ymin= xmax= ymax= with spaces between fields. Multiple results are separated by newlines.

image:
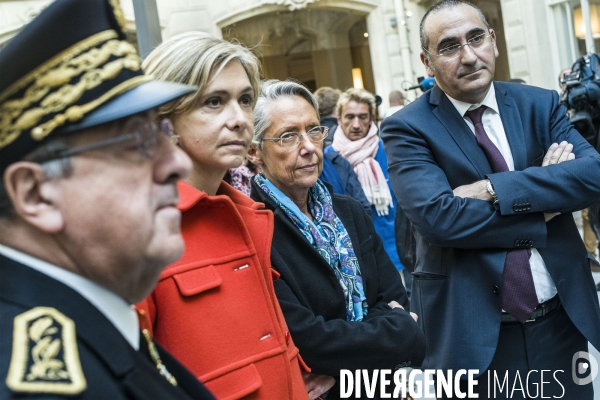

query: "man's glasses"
xmin=423 ymin=32 xmax=492 ymax=60
xmin=33 ymin=118 xmax=173 ymax=163
xmin=261 ymin=126 xmax=329 ymax=149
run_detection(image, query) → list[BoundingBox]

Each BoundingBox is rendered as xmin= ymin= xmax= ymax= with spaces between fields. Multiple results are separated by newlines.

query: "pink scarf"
xmin=331 ymin=122 xmax=393 ymax=216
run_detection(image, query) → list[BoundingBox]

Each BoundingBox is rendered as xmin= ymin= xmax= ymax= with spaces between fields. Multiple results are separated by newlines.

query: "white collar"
xmin=445 ymin=83 xmax=499 ymax=116
xmin=0 ymin=244 xmax=139 ymax=350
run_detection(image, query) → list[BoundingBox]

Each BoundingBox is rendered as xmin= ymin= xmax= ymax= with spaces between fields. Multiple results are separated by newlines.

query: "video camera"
xmin=561 ymin=54 xmax=600 ymax=245
xmin=560 ymin=53 xmax=600 ymax=152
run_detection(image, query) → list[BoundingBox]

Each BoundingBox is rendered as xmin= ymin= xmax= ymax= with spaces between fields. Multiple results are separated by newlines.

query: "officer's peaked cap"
xmin=0 ymin=0 xmax=196 ymax=173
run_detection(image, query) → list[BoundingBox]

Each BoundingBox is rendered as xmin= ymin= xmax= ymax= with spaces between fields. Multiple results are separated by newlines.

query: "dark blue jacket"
xmin=325 ymin=143 xmax=405 ymax=271
xmin=320 ymin=151 xmax=371 ymax=217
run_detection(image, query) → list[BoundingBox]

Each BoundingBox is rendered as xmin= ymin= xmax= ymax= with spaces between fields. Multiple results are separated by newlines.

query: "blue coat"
xmin=380 ymin=82 xmax=600 ymax=373
xmin=320 ymin=151 xmax=371 ymax=216
xmin=325 ymin=142 xmax=405 ymax=271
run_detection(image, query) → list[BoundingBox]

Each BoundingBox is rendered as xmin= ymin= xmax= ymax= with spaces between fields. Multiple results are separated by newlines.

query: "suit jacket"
xmin=250 ymin=181 xmax=426 ymax=395
xmin=138 ymin=181 xmax=309 ymax=400
xmin=380 ymin=82 xmax=600 ymax=373
xmin=0 ymin=255 xmax=215 ymax=400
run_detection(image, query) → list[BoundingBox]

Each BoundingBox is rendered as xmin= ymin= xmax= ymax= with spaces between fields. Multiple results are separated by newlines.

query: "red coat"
xmin=138 ymin=181 xmax=309 ymax=400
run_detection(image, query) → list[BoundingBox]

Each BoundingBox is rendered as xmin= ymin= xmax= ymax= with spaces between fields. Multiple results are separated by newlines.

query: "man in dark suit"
xmin=0 ymin=1 xmax=215 ymax=398
xmin=381 ymin=0 xmax=600 ymax=398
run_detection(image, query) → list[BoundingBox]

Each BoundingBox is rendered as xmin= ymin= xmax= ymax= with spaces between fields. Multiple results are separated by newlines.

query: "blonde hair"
xmin=337 ymin=88 xmax=376 ymax=118
xmin=142 ymin=31 xmax=261 ymax=119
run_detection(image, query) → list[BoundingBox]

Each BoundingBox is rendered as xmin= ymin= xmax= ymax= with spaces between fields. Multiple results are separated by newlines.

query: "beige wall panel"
xmin=328 ymin=47 xmax=354 ymax=90
xmin=262 ymin=54 xmax=289 ymax=80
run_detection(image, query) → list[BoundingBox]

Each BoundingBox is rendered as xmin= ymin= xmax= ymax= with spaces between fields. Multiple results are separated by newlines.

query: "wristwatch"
xmin=486 ymin=179 xmax=499 ymax=205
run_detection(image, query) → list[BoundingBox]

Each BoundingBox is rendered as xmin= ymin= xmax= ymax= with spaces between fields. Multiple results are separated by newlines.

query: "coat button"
xmin=285 ymin=330 xmax=290 ymax=344
xmin=514 ymin=240 xmax=521 ymax=247
xmin=528 ymin=240 xmax=533 ymax=247
xmin=492 ymin=285 xmax=500 ymax=294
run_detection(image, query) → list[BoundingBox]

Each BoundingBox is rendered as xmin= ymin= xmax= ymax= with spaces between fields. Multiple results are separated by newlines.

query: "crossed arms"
xmin=453 ymin=141 xmax=575 ymax=223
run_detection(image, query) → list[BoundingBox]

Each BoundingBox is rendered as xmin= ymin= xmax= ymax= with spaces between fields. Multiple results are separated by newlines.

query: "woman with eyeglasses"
xmin=136 ymin=33 xmax=330 ymax=400
xmin=247 ymin=80 xmax=426 ymax=399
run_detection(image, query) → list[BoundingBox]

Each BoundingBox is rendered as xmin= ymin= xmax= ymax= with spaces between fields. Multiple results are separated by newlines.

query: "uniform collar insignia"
xmin=6 ymin=307 xmax=87 ymax=395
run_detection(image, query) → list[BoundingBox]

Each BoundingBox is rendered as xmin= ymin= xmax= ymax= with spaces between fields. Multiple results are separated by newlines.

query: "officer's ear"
xmin=3 ymin=162 xmax=64 ymax=233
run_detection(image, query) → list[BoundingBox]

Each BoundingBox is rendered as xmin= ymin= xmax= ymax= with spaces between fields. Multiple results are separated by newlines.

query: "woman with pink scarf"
xmin=325 ymin=88 xmax=410 ymax=290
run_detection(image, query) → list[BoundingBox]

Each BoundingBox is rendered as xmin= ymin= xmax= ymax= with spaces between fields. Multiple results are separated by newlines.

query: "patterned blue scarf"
xmin=254 ymin=173 xmax=368 ymax=321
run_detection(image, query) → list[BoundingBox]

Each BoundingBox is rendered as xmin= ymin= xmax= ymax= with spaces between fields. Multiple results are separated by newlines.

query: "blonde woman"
xmin=137 ymin=32 xmax=332 ymax=399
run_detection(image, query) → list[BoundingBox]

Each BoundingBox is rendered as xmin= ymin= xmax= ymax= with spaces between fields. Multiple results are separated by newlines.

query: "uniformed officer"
xmin=0 ymin=0 xmax=215 ymax=398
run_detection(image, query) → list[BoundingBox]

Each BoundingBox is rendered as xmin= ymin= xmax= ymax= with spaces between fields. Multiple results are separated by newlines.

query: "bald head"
xmin=389 ymin=90 xmax=405 ymax=107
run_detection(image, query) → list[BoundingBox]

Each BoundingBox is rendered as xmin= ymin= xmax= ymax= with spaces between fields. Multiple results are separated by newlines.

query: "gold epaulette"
xmin=5 ymin=307 xmax=86 ymax=395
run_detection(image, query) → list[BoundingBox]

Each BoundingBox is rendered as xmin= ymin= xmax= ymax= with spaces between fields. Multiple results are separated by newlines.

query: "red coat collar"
xmin=177 ymin=180 xmax=264 ymax=211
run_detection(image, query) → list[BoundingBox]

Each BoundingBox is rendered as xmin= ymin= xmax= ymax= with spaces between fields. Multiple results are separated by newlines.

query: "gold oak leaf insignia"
xmin=6 ymin=307 xmax=86 ymax=395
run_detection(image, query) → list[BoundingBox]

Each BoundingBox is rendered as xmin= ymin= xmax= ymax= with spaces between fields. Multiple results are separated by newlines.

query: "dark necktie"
xmin=465 ymin=106 xmax=538 ymax=323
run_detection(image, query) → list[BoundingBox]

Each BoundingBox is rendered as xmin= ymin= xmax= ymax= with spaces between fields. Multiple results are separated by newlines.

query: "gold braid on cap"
xmin=0 ymin=30 xmax=151 ymax=149
xmin=109 ymin=0 xmax=127 ymax=32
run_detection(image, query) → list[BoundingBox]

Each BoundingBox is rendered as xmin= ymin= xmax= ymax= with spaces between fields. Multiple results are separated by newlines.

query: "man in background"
xmin=328 ymin=88 xmax=411 ymax=293
xmin=314 ymin=86 xmax=341 ymax=148
xmin=384 ymin=90 xmax=406 ymax=118
xmin=314 ymin=86 xmax=371 ymax=215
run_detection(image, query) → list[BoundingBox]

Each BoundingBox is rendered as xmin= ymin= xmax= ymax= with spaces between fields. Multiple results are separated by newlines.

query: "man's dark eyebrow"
xmin=436 ymin=27 xmax=486 ymax=51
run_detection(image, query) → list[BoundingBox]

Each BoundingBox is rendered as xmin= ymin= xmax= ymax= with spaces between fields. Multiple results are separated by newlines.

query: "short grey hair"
xmin=252 ymin=79 xmax=319 ymax=148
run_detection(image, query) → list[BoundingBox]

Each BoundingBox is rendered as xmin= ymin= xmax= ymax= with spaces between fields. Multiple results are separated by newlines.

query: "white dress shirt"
xmin=384 ymin=105 xmax=404 ymax=118
xmin=446 ymin=85 xmax=557 ymax=304
xmin=0 ymin=244 xmax=140 ymax=349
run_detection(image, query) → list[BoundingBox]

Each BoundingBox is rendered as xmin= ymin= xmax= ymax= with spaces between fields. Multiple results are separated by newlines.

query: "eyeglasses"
xmin=423 ymin=32 xmax=492 ymax=60
xmin=261 ymin=126 xmax=329 ymax=149
xmin=33 ymin=118 xmax=173 ymax=163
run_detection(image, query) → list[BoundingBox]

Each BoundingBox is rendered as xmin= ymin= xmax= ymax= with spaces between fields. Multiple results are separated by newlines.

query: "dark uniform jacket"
xmin=250 ymin=181 xmax=426 ymax=399
xmin=0 ymin=254 xmax=216 ymax=399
